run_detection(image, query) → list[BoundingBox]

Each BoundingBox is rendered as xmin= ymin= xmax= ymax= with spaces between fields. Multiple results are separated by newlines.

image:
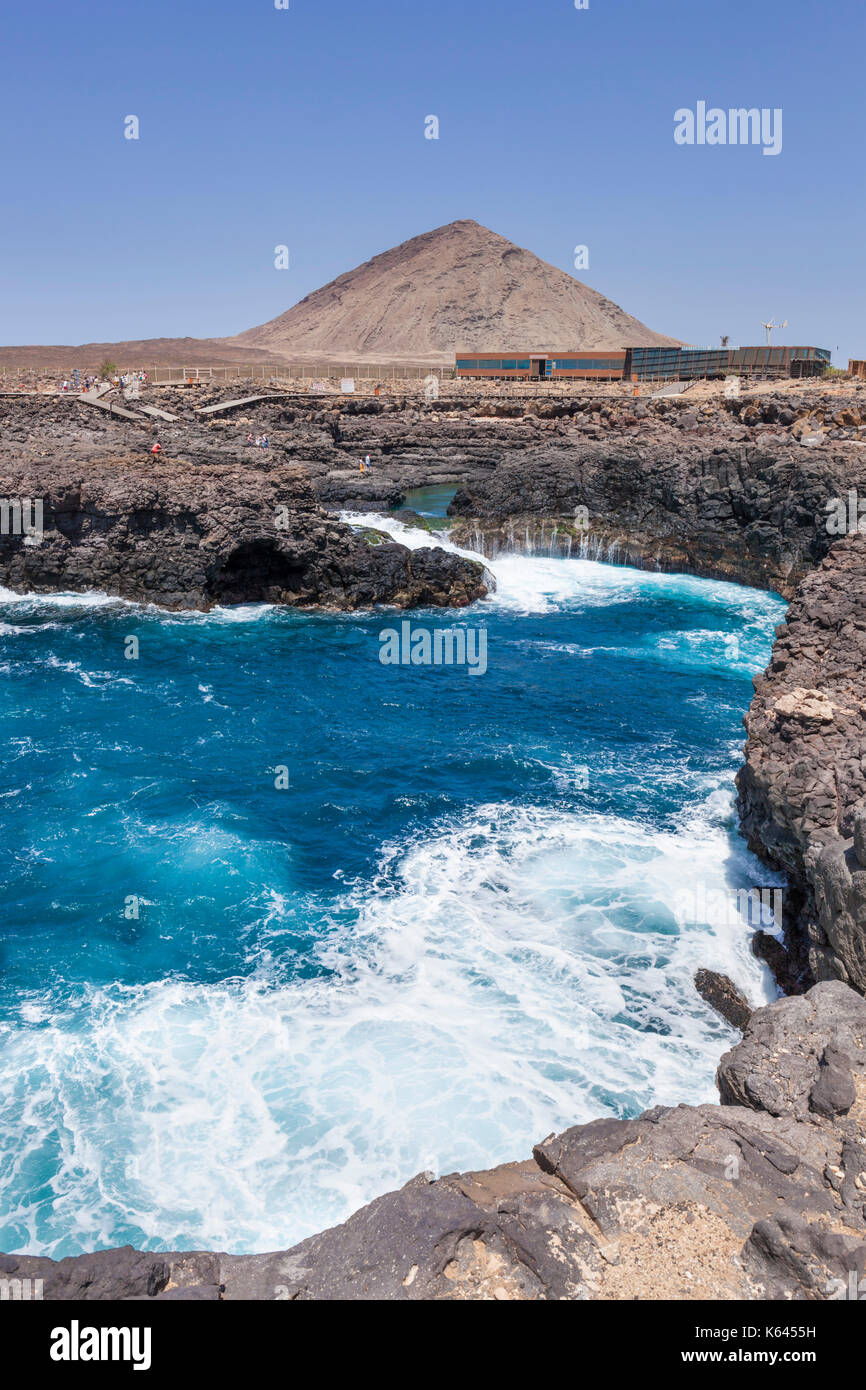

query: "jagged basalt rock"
xmin=694 ymin=969 xmax=753 ymax=1031
xmin=0 ymin=457 xmax=487 ymax=611
xmin=716 ymin=981 xmax=866 ymax=1117
xmin=737 ymin=533 xmax=866 ymax=992
xmin=447 ymin=426 xmax=866 ymax=600
xmin=6 ymin=384 xmax=866 ymax=601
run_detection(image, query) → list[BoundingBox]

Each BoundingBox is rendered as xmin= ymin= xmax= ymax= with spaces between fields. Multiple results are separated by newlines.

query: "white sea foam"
xmin=0 ymin=586 xmax=276 ymax=626
xmin=0 ymin=512 xmax=787 ymax=1259
xmin=340 ymin=511 xmax=786 ymax=620
xmin=0 ymin=798 xmax=776 ymax=1258
xmin=0 ymin=586 xmax=129 ymax=610
xmin=164 ymin=603 xmax=277 ymax=625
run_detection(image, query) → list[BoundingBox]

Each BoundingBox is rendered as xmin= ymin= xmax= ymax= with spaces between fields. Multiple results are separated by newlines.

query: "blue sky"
xmin=1 ymin=0 xmax=862 ymax=362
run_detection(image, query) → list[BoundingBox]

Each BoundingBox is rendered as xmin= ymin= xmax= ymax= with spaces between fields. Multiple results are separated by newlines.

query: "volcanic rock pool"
xmin=0 ymin=517 xmax=787 ymax=1258
xmin=395 ymin=483 xmax=458 ymax=524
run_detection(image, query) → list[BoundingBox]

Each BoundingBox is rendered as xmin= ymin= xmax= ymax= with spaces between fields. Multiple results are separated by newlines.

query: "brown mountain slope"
xmin=232 ymin=220 xmax=683 ymax=363
xmin=0 ymin=338 xmax=280 ymax=372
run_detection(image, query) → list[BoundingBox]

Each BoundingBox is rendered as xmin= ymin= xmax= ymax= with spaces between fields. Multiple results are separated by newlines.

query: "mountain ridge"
xmin=231 ymin=219 xmax=683 ymax=362
xmin=0 ymin=220 xmax=683 ymax=368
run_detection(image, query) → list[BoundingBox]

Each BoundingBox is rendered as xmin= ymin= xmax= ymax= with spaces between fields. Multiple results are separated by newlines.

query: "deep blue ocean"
xmin=0 ymin=499 xmax=787 ymax=1257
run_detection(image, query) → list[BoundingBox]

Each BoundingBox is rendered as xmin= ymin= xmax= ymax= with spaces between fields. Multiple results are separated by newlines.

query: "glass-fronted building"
xmin=454 ymin=346 xmax=831 ymax=382
xmin=624 ymin=345 xmax=832 ymax=381
xmin=454 ymin=352 xmax=627 ymax=381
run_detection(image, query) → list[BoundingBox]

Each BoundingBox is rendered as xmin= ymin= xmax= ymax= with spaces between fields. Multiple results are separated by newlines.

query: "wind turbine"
xmin=760 ymin=318 xmax=788 ymax=345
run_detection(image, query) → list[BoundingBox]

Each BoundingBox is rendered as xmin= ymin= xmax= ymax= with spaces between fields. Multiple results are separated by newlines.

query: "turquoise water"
xmin=0 ymin=518 xmax=786 ymax=1257
xmin=397 ymin=484 xmax=458 ymax=523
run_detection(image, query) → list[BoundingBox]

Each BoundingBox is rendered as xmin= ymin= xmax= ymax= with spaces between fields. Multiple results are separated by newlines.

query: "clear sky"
xmin=1 ymin=0 xmax=862 ymax=363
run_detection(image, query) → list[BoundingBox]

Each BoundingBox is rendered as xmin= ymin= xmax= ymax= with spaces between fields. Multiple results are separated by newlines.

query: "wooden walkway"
xmin=195 ymin=393 xmax=298 ymax=417
xmin=73 ymin=390 xmax=177 ymax=424
xmin=74 ymin=393 xmax=144 ymax=422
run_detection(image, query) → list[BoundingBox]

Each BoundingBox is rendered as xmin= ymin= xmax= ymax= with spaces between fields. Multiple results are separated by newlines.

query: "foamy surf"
xmin=340 ymin=510 xmax=785 ymax=620
xmin=0 ymin=509 xmax=788 ymax=1260
xmin=0 ymin=798 xmax=776 ymax=1258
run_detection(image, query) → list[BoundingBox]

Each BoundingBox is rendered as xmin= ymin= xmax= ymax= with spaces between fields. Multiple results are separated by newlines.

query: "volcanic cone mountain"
xmin=232 ymin=220 xmax=682 ymax=363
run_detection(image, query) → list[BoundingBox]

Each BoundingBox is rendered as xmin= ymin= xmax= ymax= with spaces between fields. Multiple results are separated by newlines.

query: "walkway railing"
xmin=0 ymin=362 xmax=453 ymax=384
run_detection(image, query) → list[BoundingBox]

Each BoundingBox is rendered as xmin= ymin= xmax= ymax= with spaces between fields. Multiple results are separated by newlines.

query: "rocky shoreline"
xmin=444 ymin=389 xmax=866 ymax=601
xmin=737 ymin=532 xmax=866 ymax=996
xmin=4 ymin=983 xmax=864 ymax=1300
xmin=3 ymin=380 xmax=866 ymax=1299
xmin=5 ymin=381 xmax=865 ymax=602
xmin=0 ymin=454 xmax=486 ymax=612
